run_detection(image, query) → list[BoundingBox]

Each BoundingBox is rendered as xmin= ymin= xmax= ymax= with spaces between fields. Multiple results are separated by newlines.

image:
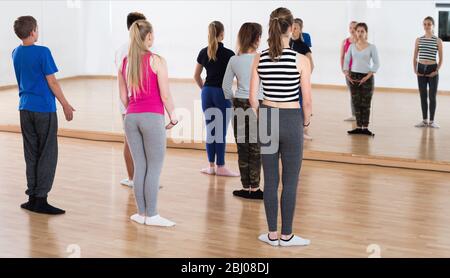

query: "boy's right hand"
xmin=63 ymin=104 xmax=75 ymax=121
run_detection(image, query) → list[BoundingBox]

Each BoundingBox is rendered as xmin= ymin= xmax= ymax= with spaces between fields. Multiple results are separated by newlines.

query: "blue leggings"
xmin=201 ymin=86 xmax=231 ymax=166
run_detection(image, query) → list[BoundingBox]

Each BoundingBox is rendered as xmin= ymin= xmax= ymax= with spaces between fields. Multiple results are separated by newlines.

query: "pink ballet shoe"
xmin=216 ymin=167 xmax=240 ymax=177
xmin=200 ymin=167 xmax=216 ymax=175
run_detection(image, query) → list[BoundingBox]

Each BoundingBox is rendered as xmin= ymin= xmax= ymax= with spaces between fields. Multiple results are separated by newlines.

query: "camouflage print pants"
xmin=349 ymin=72 xmax=374 ymax=127
xmin=232 ymin=98 xmax=261 ymax=188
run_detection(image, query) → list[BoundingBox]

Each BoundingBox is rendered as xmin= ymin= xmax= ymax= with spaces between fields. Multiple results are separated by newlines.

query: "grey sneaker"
xmin=429 ymin=122 xmax=440 ymax=128
xmin=415 ymin=120 xmax=428 ymax=128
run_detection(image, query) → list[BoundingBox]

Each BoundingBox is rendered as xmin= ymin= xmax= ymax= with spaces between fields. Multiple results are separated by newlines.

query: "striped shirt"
xmin=257 ymin=48 xmax=300 ymax=102
xmin=418 ymin=36 xmax=438 ymax=62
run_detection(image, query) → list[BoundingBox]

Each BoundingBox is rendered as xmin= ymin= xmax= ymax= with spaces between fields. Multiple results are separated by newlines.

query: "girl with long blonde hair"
xmin=118 ymin=19 xmax=178 ymax=227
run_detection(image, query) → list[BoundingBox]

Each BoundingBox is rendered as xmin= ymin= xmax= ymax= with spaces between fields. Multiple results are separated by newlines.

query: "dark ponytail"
xmin=268 ymin=7 xmax=293 ymax=61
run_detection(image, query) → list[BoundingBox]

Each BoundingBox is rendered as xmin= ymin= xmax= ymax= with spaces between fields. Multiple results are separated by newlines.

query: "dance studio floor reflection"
xmin=1 ymin=78 xmax=450 ymax=162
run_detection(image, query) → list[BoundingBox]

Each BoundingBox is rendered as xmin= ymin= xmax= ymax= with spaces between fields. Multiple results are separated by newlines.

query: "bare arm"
xmin=437 ymin=38 xmax=443 ymax=71
xmin=118 ymin=69 xmax=128 ymax=109
xmin=249 ymin=53 xmax=261 ymax=112
xmin=155 ymin=56 xmax=177 ymax=122
xmin=46 ymin=74 xmax=75 ymax=121
xmin=413 ymin=38 xmax=419 ymax=74
xmin=306 ymin=52 xmax=315 ymax=73
xmin=340 ymin=39 xmax=346 ymax=71
xmin=194 ymin=63 xmax=204 ymax=89
xmin=296 ymin=54 xmax=312 ymax=126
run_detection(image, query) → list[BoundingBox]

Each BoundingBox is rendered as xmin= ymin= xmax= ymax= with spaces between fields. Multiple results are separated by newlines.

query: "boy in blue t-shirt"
xmin=12 ymin=16 xmax=75 ymax=215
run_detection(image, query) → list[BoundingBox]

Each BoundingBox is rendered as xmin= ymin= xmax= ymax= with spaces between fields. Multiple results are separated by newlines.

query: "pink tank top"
xmin=122 ymin=52 xmax=164 ymax=115
xmin=344 ymin=38 xmax=353 ymax=70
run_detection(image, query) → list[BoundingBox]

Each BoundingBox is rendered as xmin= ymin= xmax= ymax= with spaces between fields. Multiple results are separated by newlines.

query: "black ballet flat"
xmin=347 ymin=128 xmax=363 ymax=135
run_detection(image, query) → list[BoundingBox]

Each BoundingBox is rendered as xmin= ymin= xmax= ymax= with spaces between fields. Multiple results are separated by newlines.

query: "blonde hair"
xmin=268 ymin=7 xmax=293 ymax=61
xmin=127 ymin=19 xmax=153 ymax=95
xmin=207 ymin=21 xmax=224 ymax=62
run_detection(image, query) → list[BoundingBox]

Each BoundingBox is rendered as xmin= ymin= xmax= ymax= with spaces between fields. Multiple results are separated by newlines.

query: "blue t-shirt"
xmin=302 ymin=33 xmax=312 ymax=48
xmin=12 ymin=45 xmax=58 ymax=112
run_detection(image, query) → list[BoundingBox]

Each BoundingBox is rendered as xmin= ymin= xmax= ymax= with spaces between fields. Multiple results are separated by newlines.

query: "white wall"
xmin=0 ymin=1 xmax=43 ymax=86
xmin=66 ymin=0 xmax=234 ymax=76
xmin=0 ymin=0 xmax=83 ymax=86
xmin=1 ymin=0 xmax=449 ymax=90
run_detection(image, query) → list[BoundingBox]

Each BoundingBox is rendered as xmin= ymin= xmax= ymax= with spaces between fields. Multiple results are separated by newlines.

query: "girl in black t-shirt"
xmin=194 ymin=21 xmax=239 ymax=177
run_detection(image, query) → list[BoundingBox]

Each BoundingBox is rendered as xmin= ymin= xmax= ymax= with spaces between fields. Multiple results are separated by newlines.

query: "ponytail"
xmin=268 ymin=17 xmax=283 ymax=60
xmin=207 ymin=21 xmax=224 ymax=62
xmin=127 ymin=20 xmax=153 ymax=95
xmin=267 ymin=7 xmax=293 ymax=61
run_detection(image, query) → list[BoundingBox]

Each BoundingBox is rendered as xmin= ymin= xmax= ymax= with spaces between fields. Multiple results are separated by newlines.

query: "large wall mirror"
xmin=1 ymin=0 xmax=449 ymax=171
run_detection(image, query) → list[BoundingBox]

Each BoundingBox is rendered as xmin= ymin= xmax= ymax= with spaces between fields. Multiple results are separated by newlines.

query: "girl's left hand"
xmin=166 ymin=119 xmax=179 ymax=130
xmin=251 ymin=107 xmax=259 ymax=119
xmin=427 ymin=71 xmax=438 ymax=77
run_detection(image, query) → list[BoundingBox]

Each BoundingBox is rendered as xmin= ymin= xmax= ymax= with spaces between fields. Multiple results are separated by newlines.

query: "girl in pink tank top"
xmin=344 ymin=38 xmax=353 ymax=70
xmin=341 ymin=21 xmax=358 ymax=122
xmin=118 ymin=19 xmax=178 ymax=227
xmin=341 ymin=21 xmax=358 ymax=71
xmin=121 ymin=51 xmax=164 ymax=115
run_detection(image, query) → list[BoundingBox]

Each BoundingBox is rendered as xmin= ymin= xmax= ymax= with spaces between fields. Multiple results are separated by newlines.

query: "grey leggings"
xmin=259 ymin=105 xmax=304 ymax=235
xmin=124 ymin=113 xmax=166 ymax=217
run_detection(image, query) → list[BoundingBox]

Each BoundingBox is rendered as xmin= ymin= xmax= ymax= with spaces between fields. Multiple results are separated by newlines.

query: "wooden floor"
xmin=1 ymin=132 xmax=450 ymax=257
xmin=1 ymin=78 xmax=450 ymax=164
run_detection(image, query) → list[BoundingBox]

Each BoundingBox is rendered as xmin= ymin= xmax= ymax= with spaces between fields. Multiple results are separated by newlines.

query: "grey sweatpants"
xmin=259 ymin=105 xmax=304 ymax=235
xmin=124 ymin=113 xmax=166 ymax=217
xmin=20 ymin=110 xmax=58 ymax=198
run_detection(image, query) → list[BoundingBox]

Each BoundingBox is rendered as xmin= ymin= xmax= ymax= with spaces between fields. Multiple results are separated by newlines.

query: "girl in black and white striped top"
xmin=260 ymin=47 xmax=314 ymax=141
xmin=413 ymin=16 xmax=443 ymax=129
xmin=249 ymin=7 xmax=312 ymax=248
xmin=257 ymin=48 xmax=301 ymax=102
xmin=418 ymin=35 xmax=438 ymax=62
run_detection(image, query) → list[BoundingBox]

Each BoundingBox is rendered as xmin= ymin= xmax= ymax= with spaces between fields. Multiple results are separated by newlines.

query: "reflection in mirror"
xmin=0 ymin=0 xmax=449 ymax=172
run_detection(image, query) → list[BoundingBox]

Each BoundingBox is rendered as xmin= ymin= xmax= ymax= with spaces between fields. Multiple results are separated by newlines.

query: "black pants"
xmin=417 ymin=63 xmax=439 ymax=121
xmin=20 ymin=110 xmax=58 ymax=198
xmin=232 ymin=98 xmax=261 ymax=188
